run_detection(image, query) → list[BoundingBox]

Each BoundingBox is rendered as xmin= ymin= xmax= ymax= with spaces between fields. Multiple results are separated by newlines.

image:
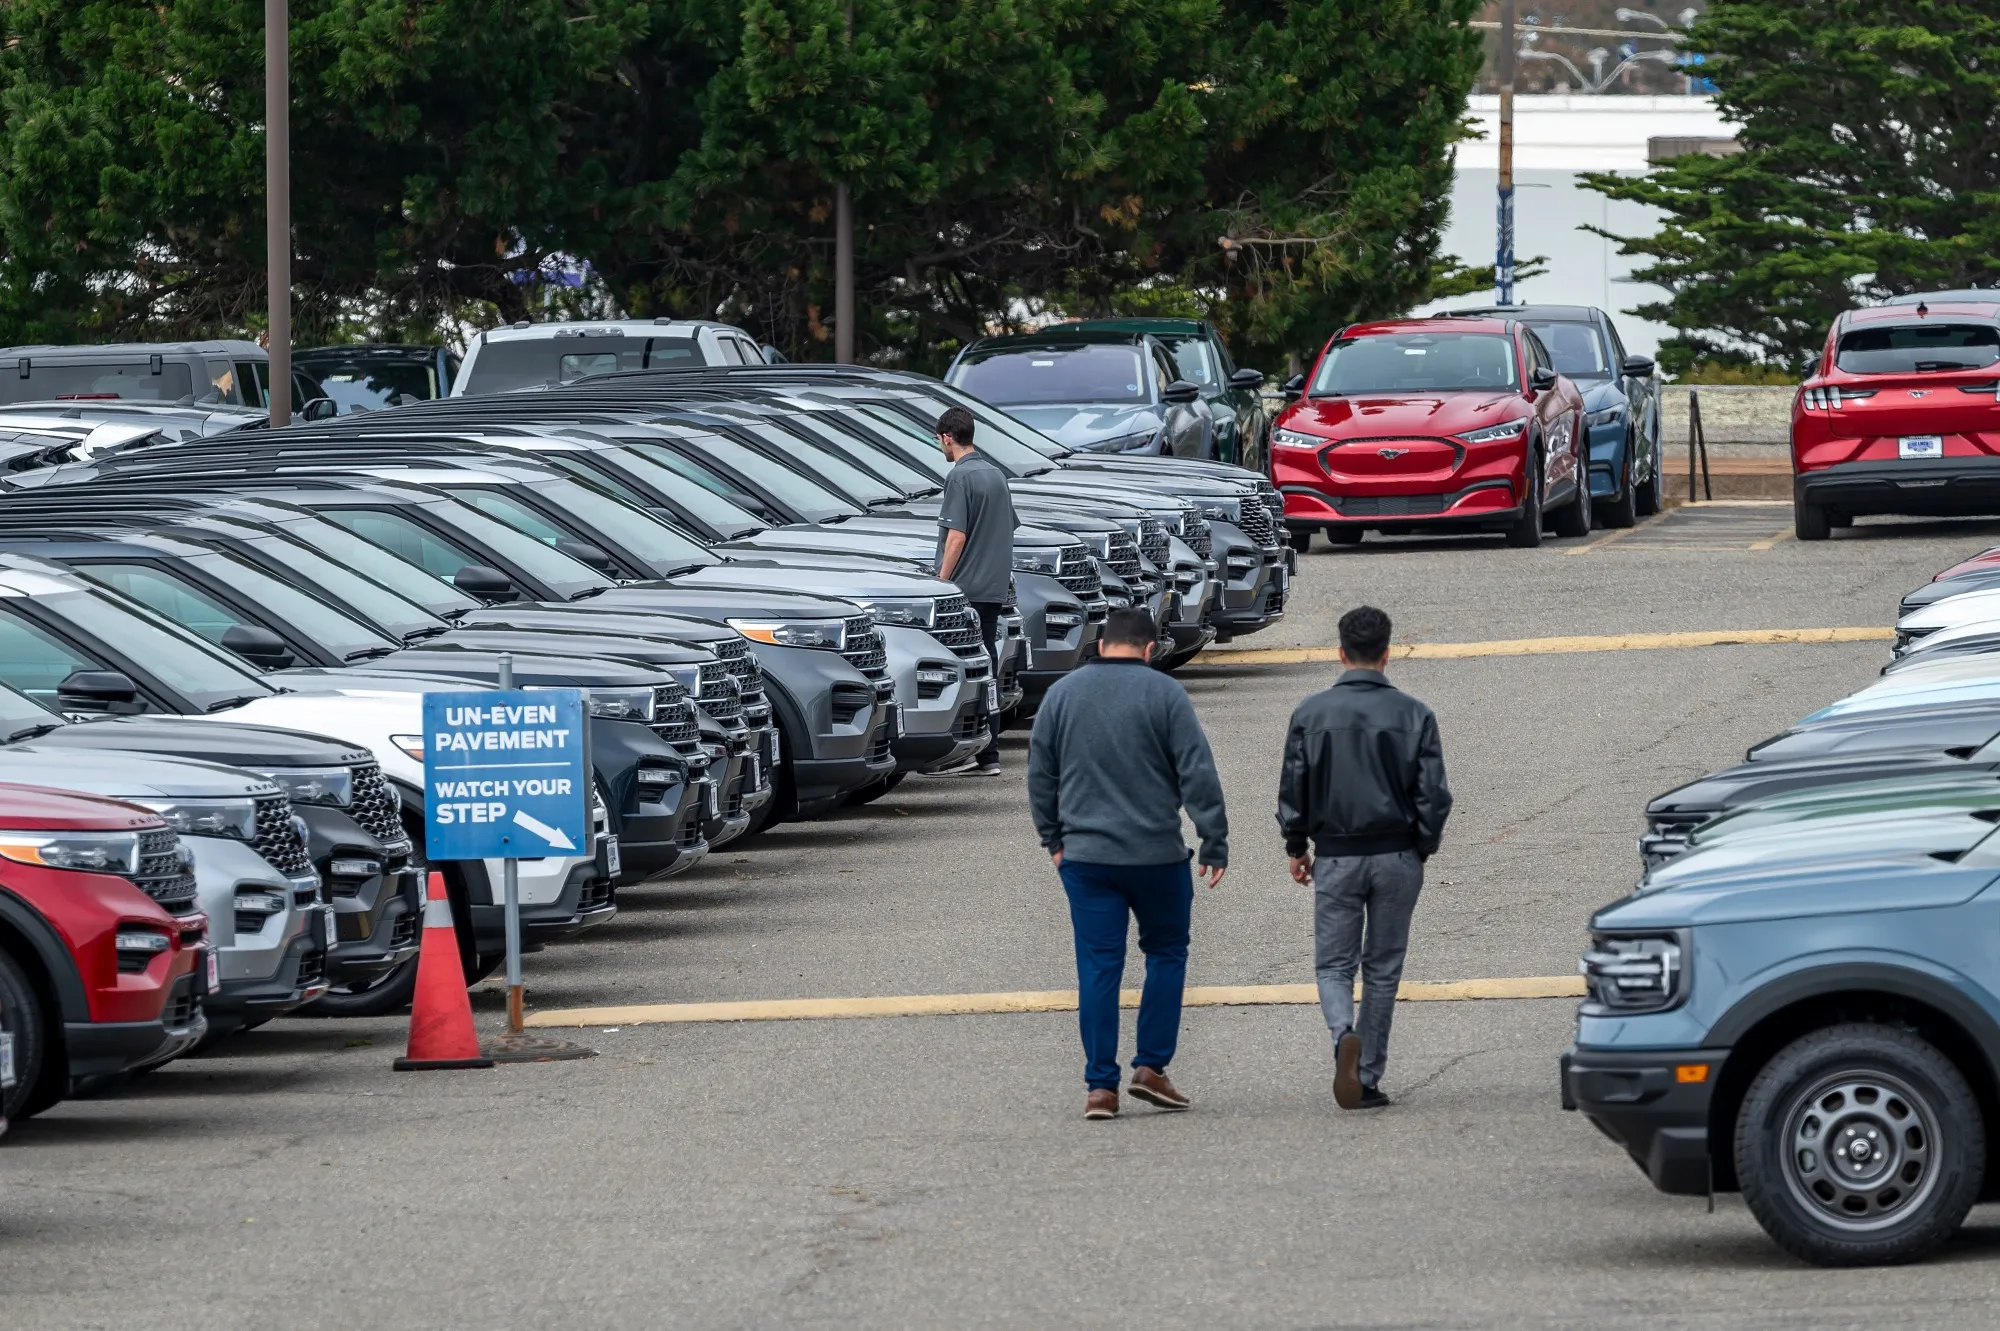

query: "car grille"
xmin=163 ymin=973 xmax=198 ymax=1031
xmin=1056 ymin=545 xmax=1101 ymax=597
xmin=694 ymin=660 xmax=743 ymax=721
xmin=1138 ymin=517 xmax=1170 ymax=569
xmin=1335 ymin=494 xmax=1446 ymax=517
xmin=577 ymin=874 xmax=614 ymax=914
xmin=711 ymin=636 xmax=767 ymax=702
xmin=1256 ymin=479 xmax=1284 ymax=520
xmin=347 ymin=763 xmax=408 ymax=850
xmin=841 ymin=616 xmax=888 ymax=676
xmin=677 ymin=800 xmax=706 ymax=847
xmin=930 ymin=594 xmax=985 ymax=657
xmin=1176 ymin=512 xmax=1212 ymax=559
xmin=1233 ymin=498 xmax=1278 ymax=547
xmin=389 ymin=907 xmax=419 ymax=949
xmin=650 ymin=680 xmax=701 ymax=747
xmin=955 ymin=705 xmax=987 ymax=739
xmin=1103 ymin=532 xmax=1143 ymax=580
xmin=252 ymin=793 xmax=316 ymax=880
xmin=133 ymin=828 xmax=200 ymax=916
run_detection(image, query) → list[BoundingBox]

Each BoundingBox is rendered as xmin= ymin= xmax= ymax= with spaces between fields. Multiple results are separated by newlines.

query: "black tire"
xmin=1552 ymin=451 xmax=1593 ymax=539
xmin=300 ymin=955 xmax=420 ymax=1018
xmin=1635 ymin=445 xmax=1663 ymax=517
xmin=1323 ymin=525 xmax=1362 ymax=545
xmin=1505 ymin=445 xmax=1545 ymax=548
xmin=1599 ymin=434 xmax=1638 ymax=529
xmin=1286 ymin=527 xmax=1313 ymax=554
xmin=1735 ymin=1023 xmax=1983 ymax=1266
xmin=843 ymin=772 xmax=906 ymax=807
xmin=0 ymin=947 xmax=56 ymax=1121
xmin=1795 ymin=497 xmax=1831 ymax=541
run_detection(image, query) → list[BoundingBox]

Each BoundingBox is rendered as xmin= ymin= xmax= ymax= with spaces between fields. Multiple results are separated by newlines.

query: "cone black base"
xmin=393 ymin=1056 xmax=496 ymax=1071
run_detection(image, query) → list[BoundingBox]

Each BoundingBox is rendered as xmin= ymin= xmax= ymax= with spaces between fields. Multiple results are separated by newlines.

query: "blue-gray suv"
xmin=1564 ymin=800 xmax=2000 ymax=1265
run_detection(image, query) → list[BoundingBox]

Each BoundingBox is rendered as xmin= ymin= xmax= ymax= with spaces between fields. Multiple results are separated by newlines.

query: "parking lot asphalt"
xmin=9 ymin=508 xmax=2000 ymax=1328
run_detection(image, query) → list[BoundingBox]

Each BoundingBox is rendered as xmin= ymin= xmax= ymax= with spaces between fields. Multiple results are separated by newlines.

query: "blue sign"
xmin=423 ymin=690 xmax=588 ymax=860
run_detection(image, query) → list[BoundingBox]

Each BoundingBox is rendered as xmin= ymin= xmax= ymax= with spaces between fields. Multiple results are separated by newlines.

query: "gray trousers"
xmin=1312 ymin=850 xmax=1423 ymax=1090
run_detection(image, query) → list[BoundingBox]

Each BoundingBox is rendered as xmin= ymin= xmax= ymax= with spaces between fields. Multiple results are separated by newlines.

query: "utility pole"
xmin=1496 ymin=0 xmax=1516 ymax=306
xmin=265 ymin=0 xmax=292 ymax=426
xmin=832 ymin=0 xmax=856 ymax=364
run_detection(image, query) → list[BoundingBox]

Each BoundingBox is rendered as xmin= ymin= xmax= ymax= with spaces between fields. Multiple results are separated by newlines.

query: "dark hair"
xmin=1100 ymin=606 xmax=1157 ymax=651
xmin=1338 ymin=605 xmax=1392 ymax=664
xmin=937 ymin=406 xmax=976 ymax=448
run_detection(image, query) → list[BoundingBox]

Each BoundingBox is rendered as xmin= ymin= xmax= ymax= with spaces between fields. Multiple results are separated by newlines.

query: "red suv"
xmin=1272 ymin=317 xmax=1589 ymax=549
xmin=0 ymin=783 xmax=208 ymax=1122
xmin=1792 ymin=292 xmax=2000 ymax=540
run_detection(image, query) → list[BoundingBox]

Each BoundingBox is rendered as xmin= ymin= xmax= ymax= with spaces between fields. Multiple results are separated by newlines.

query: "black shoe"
xmin=1332 ymin=1029 xmax=1363 ymax=1110
xmin=1356 ymin=1086 xmax=1391 ymax=1110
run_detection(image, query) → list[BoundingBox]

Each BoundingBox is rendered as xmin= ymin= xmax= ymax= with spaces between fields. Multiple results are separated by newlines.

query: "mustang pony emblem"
xmin=1377 ymin=447 xmax=1409 ymax=459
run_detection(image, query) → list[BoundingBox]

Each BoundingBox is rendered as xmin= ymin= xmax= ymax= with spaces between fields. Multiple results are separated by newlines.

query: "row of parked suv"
xmin=0 ymin=341 xmax=1293 ymax=1126
xmin=1567 ymin=540 xmax=2000 ymax=1265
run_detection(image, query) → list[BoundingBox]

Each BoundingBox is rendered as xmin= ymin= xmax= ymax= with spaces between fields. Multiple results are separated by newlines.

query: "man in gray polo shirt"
xmin=934 ymin=405 xmax=1017 ymax=776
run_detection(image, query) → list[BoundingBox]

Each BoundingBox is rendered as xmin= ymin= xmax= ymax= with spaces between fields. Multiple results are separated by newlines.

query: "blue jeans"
xmin=1058 ymin=858 xmax=1194 ymax=1091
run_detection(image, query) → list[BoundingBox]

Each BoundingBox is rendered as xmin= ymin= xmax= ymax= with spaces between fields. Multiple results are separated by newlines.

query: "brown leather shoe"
xmin=1128 ymin=1065 xmax=1190 ymax=1111
xmin=1333 ymin=1029 xmax=1364 ymax=1110
xmin=1084 ymin=1089 xmax=1119 ymax=1120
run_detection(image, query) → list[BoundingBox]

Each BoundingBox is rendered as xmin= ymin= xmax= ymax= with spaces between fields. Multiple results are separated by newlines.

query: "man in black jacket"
xmin=1277 ymin=605 xmax=1452 ymax=1110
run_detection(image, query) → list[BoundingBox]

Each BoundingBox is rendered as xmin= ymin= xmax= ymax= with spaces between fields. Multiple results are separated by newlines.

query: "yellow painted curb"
xmin=523 ymin=975 xmax=1586 ymax=1029
xmin=1199 ymin=626 xmax=1892 ymax=667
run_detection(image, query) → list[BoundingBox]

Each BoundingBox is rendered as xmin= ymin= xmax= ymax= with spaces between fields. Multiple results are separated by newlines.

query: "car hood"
xmin=671 ymin=563 xmax=951 ymax=602
xmin=1578 ymin=380 xmax=1626 ymax=414
xmin=581 ymin=585 xmax=862 ymax=621
xmin=0 ymin=745 xmax=280 ymax=800
xmin=1649 ymin=750 xmax=1978 ymax=818
xmin=1799 ymin=656 xmax=2000 ymax=723
xmin=1277 ymin=392 xmax=1526 ymax=440
xmin=1686 ymin=773 xmax=2000 ymax=849
xmin=1749 ymin=702 xmax=2000 ymax=759
xmin=1900 ymin=584 xmax=2000 ymax=631
xmin=1901 ymin=569 xmax=2000 ymax=615
xmin=1005 ymin=403 xmax=1163 ymax=450
xmin=457 ymin=607 xmax=738 ymax=646
xmin=432 ymin=629 xmax=711 ymax=667
xmin=350 ymin=647 xmax=664 ymax=689
xmin=29 ymin=716 xmax=367 ymax=769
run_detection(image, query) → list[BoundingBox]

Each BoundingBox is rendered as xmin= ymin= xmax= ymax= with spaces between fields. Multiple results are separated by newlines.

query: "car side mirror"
xmin=301 ymin=397 xmax=339 ymax=422
xmin=1161 ymin=379 xmax=1202 ymax=406
xmin=1228 ymin=368 xmax=1264 ymax=390
xmin=220 ymin=623 xmax=297 ymax=670
xmin=555 ymin=538 xmax=617 ymax=573
xmin=1530 ymin=367 xmax=1558 ymax=392
xmin=56 ymin=669 xmax=145 ymax=715
xmin=453 ymin=564 xmax=519 ymax=602
xmin=1621 ymin=354 xmax=1656 ymax=379
xmin=1281 ymin=373 xmax=1306 ymax=397
xmin=761 ymin=344 xmax=789 ymax=365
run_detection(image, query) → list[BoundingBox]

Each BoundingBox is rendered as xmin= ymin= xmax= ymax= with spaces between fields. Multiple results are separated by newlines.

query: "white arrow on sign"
xmin=511 ymin=809 xmax=577 ymax=852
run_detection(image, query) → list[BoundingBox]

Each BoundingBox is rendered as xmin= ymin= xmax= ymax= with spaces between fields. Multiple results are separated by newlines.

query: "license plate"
xmin=745 ymin=755 xmax=761 ymax=789
xmin=322 ymin=909 xmax=337 ymax=948
xmin=705 ymin=781 xmax=720 ymax=818
xmin=768 ymin=729 xmax=781 ymax=766
xmin=1 ymin=1030 xmax=16 ymax=1089
xmin=984 ymin=679 xmax=1000 ymax=713
xmin=1275 ymin=564 xmax=1290 ymax=592
xmin=603 ymin=836 xmax=621 ymax=876
xmin=206 ymin=946 xmax=221 ymax=995
xmin=1900 ymin=435 xmax=1944 ymax=459
xmin=888 ymin=705 xmax=903 ymax=740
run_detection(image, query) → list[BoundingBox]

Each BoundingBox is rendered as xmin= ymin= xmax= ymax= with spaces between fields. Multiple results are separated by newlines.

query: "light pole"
xmin=265 ymin=0 xmax=291 ymax=427
xmin=1496 ymin=0 xmax=1516 ymax=305
xmin=833 ymin=0 xmax=855 ymax=365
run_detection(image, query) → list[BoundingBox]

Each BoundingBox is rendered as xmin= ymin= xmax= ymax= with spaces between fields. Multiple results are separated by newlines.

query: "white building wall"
xmin=1408 ymin=95 xmax=1735 ymax=360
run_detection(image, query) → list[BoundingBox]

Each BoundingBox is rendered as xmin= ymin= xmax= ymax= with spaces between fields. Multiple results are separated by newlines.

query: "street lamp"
xmin=264 ymin=0 xmax=290 ymax=427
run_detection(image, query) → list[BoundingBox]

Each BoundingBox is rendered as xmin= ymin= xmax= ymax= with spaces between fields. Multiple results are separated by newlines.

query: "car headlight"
xmin=132 ymin=798 xmax=259 ymax=841
xmin=1580 ymin=932 xmax=1687 ymax=1013
xmin=1083 ymin=534 xmax=1114 ymax=558
xmin=0 ymin=829 xmax=141 ymax=873
xmin=1456 ymin=418 xmax=1529 ymax=445
xmin=1584 ymin=406 xmax=1622 ymax=428
xmin=859 ymin=598 xmax=938 ymax=628
xmin=390 ymin=734 xmax=425 ymax=761
xmin=1089 ymin=431 xmax=1157 ymax=453
xmin=726 ymin=618 xmax=849 ymax=650
xmin=1012 ymin=548 xmax=1063 ymax=574
xmin=1198 ymin=501 xmax=1242 ymax=523
xmin=584 ymin=687 xmax=656 ymax=721
xmin=249 ymin=766 xmax=354 ymax=808
xmin=1271 ymin=428 xmax=1322 ymax=450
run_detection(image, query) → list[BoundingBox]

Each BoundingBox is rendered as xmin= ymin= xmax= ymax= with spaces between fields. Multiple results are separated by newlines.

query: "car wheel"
xmin=1796 ymin=497 xmax=1832 ymax=541
xmin=1552 ymin=448 xmax=1593 ymax=539
xmin=0 ymin=947 xmax=54 ymax=1121
xmin=1600 ymin=433 xmax=1638 ymax=529
xmin=1323 ymin=525 xmax=1362 ymax=545
xmin=1286 ymin=527 xmax=1314 ymax=554
xmin=300 ymin=954 xmax=420 ymax=1018
xmin=1506 ymin=445 xmax=1545 ymax=549
xmin=1635 ymin=443 xmax=1664 ymax=517
xmin=1736 ymin=1023 xmax=1982 ymax=1266
xmin=843 ymin=772 xmax=906 ymax=806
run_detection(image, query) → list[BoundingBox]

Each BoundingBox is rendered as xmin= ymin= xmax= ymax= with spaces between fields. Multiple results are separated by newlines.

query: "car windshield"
xmin=0 ymin=361 xmax=197 ymax=404
xmin=238 ymin=532 xmax=450 ymax=641
xmin=580 ymin=443 xmax=771 ymax=534
xmin=819 ymin=408 xmax=952 ymax=483
xmin=0 ymin=680 xmax=63 ymax=740
xmin=459 ymin=478 xmax=718 ymax=574
xmin=28 ymin=587 xmax=275 ymax=710
xmin=724 ymin=415 xmax=902 ymax=506
xmin=785 ymin=412 xmax=942 ymax=494
xmin=856 ymin=396 xmax=1060 ymax=474
xmin=1312 ymin=332 xmax=1519 ymax=395
xmin=952 ymin=343 xmax=1147 ymax=406
xmin=301 ymin=358 xmax=444 ymax=413
xmin=1160 ymin=336 xmax=1218 ymax=387
xmin=268 ymin=514 xmax=483 ymax=617
xmin=637 ymin=433 xmax=862 ymax=520
xmin=1836 ymin=323 xmax=2000 ymax=374
xmin=1522 ymin=322 xmax=1613 ymax=380
xmin=411 ymin=499 xmax=610 ymax=600
xmin=95 ymin=552 xmax=399 ymax=662
xmin=460 ymin=336 xmax=700 ymax=396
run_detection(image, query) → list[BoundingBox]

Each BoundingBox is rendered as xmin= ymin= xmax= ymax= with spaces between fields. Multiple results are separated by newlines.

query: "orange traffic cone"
xmin=394 ymin=872 xmax=494 ymax=1071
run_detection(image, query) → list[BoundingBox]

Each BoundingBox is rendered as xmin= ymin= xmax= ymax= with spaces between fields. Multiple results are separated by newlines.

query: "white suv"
xmin=452 ymin=319 xmax=768 ymax=398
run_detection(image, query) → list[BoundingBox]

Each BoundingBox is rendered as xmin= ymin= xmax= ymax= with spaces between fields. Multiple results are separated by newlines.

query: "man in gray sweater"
xmin=1028 ymin=607 xmax=1229 ymax=1120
